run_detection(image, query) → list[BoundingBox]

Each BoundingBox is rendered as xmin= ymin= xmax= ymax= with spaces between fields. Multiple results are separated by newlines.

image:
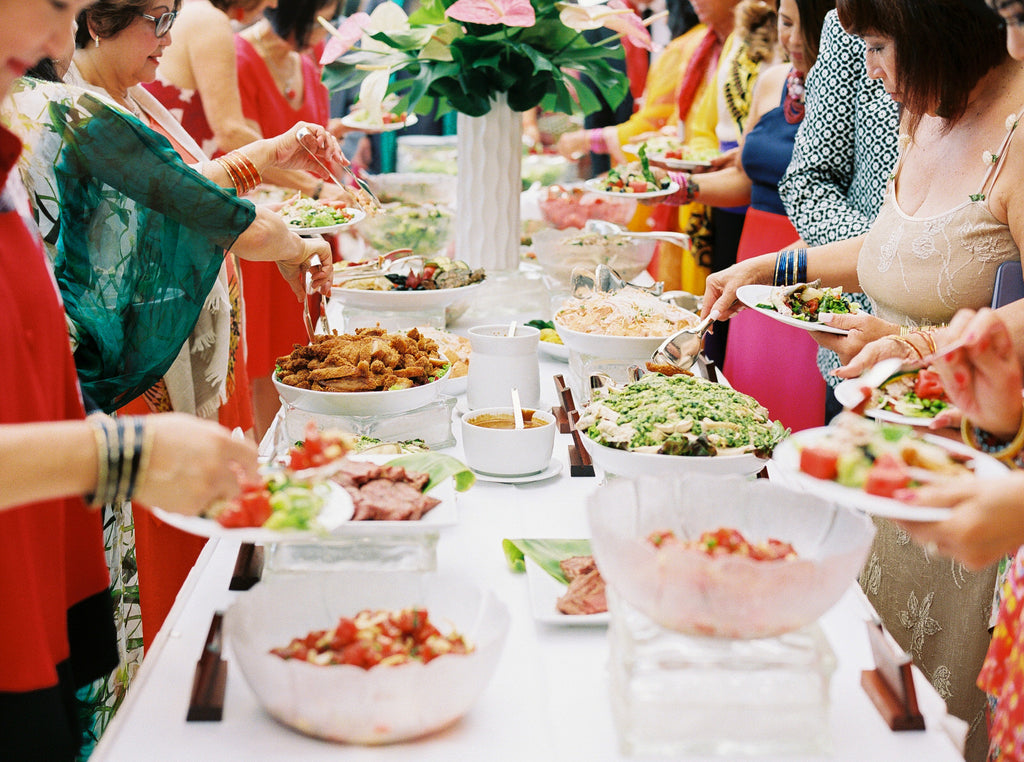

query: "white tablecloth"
xmin=92 ymin=356 xmax=966 ymax=762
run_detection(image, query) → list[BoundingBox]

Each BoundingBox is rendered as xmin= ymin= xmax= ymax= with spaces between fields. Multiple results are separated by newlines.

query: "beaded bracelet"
xmin=85 ymin=414 xmax=155 ymax=508
xmin=961 ymin=413 xmax=1024 ymax=464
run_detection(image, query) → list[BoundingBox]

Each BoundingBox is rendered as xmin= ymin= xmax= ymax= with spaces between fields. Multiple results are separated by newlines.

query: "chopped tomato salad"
xmin=647 ymin=528 xmax=797 ymax=561
xmin=270 ymin=608 xmax=473 ymax=669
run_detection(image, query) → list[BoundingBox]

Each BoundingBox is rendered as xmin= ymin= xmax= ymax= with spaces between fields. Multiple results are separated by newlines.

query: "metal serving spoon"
xmin=569 ymin=264 xmax=665 ymax=299
xmin=584 ymin=218 xmax=691 ymax=250
xmin=649 ymin=314 xmax=715 ymax=371
xmin=332 ymin=250 xmax=424 ymax=285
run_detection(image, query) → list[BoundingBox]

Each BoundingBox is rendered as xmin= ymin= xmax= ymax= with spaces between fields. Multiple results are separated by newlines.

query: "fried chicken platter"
xmin=273 ymin=327 xmax=453 ymax=415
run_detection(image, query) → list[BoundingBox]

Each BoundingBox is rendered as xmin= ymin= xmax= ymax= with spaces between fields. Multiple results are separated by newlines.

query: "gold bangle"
xmin=225 ymin=151 xmax=261 ymax=193
xmin=221 ymin=154 xmax=255 ymax=194
xmin=890 ymin=334 xmax=925 ymax=360
xmin=899 ymin=324 xmax=911 ymax=337
xmin=215 ymin=156 xmax=244 ymax=192
xmin=85 ymin=416 xmax=110 ymax=509
xmin=914 ymin=330 xmax=937 ymax=356
xmin=961 ymin=413 xmax=1024 ymax=464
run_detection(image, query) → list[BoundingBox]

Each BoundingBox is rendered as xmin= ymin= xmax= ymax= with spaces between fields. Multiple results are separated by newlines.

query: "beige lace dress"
xmin=855 ymin=113 xmax=1023 ymax=762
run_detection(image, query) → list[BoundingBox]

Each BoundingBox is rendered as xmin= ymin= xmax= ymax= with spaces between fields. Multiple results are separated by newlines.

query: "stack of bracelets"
xmin=772 ymin=248 xmax=808 ymax=287
xmin=963 ymin=414 xmax=1024 ymax=467
xmin=86 ymin=415 xmax=154 ymax=507
xmin=214 ymin=151 xmax=262 ymax=195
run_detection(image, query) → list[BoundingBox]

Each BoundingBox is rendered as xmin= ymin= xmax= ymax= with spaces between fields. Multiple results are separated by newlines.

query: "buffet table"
xmin=92 ymin=355 xmax=967 ymax=761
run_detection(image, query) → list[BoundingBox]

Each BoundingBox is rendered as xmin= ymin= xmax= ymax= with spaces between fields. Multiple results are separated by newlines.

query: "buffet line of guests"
xmin=5 ymin=0 xmax=1024 ymax=760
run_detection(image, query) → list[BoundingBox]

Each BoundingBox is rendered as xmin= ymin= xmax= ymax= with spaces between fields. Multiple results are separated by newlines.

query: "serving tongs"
xmin=332 ymin=250 xmax=424 ymax=285
xmin=584 ymin=219 xmax=691 ymax=250
xmin=569 ymin=263 xmax=664 ymax=299
xmin=295 ymin=126 xmax=382 ymax=210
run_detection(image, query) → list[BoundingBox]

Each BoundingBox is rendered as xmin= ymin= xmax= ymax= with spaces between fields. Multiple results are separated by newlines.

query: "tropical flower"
xmin=320 ymin=0 xmax=647 ymax=118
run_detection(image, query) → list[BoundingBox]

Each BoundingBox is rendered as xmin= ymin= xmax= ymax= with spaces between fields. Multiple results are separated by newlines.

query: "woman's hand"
xmin=134 ymin=414 xmax=259 ymax=516
xmin=929 ymin=308 xmax=1023 ymax=439
xmin=815 ymin=313 xmax=899 ymax=366
xmin=277 ymin=237 xmax=334 ymax=302
xmin=893 ymin=472 xmax=1024 ymax=570
xmin=555 ymin=130 xmax=587 ymax=160
xmin=700 ymin=254 xmax=776 ymax=322
xmin=834 ymin=332 xmax=920 ymax=379
xmin=270 ymin=121 xmax=348 ymax=176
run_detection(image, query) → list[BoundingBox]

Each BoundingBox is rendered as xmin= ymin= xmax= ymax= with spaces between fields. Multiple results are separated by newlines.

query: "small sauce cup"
xmin=461 ymin=406 xmax=556 ymax=476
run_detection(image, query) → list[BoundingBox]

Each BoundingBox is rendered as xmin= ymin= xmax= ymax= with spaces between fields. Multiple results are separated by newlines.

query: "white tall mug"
xmin=466 ymin=324 xmax=541 ymax=410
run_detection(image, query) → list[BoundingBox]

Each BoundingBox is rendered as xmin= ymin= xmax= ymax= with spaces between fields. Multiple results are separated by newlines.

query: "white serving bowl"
xmin=553 ymin=320 xmax=670 ymax=360
xmin=460 ymin=406 xmax=556 ymax=476
xmin=532 ymin=227 xmax=657 ymax=288
xmin=225 ymin=571 xmax=510 ymax=744
xmin=588 ymin=475 xmax=875 ymax=639
xmin=579 ymin=433 xmax=769 ymax=479
xmin=273 ymin=366 xmax=450 ymax=416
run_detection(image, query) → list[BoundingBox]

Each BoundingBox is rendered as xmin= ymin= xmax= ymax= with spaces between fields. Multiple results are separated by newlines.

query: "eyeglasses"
xmin=138 ymin=9 xmax=178 ymax=37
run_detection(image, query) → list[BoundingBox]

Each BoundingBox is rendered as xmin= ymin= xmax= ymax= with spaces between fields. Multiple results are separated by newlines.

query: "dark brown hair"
xmin=210 ymin=0 xmax=268 ymax=12
xmin=265 ymin=0 xmax=338 ymax=51
xmin=76 ymin=0 xmax=183 ymax=47
xmin=837 ymin=0 xmax=1006 ymax=127
xmin=793 ymin=0 xmax=836 ymax=69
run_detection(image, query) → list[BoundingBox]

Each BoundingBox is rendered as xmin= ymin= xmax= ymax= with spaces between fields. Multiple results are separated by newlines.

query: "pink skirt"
xmin=721 ymin=207 xmax=824 ymax=432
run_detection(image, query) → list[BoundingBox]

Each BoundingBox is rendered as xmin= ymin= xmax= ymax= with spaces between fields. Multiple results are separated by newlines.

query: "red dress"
xmin=0 ymin=125 xmax=117 ymax=758
xmin=235 ymin=35 xmax=330 ymax=378
xmin=142 ymin=75 xmax=222 ymax=159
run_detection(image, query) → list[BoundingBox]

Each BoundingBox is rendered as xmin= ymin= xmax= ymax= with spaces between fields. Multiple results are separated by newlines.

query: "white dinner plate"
xmin=582 ymin=178 xmax=679 ymax=200
xmin=331 ymin=280 xmax=484 ymax=311
xmin=621 ymin=143 xmax=715 ymax=170
xmin=525 ymin=555 xmax=609 ymax=626
xmin=284 ymin=207 xmax=366 ymax=236
xmin=472 ymin=460 xmax=563 ymax=484
xmin=537 ymin=340 xmax=569 ymax=362
xmin=832 ymin=377 xmax=937 ymax=427
xmin=150 ymin=481 xmax=354 ymax=543
xmin=769 ymin=427 xmax=1009 ymax=522
xmin=339 ymin=113 xmax=418 ymax=132
xmin=736 ymin=284 xmax=850 ymax=335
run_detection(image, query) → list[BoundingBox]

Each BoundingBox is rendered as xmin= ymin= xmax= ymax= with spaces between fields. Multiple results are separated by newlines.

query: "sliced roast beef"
xmin=556 ymin=567 xmax=607 ymax=615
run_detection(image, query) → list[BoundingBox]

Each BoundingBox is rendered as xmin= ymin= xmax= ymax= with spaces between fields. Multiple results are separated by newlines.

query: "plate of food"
xmin=277 ymin=196 xmax=365 ymax=235
xmin=151 ymin=477 xmax=354 ymax=543
xmin=622 ymin=138 xmax=718 ymax=170
xmin=339 ymin=112 xmax=418 ymax=132
xmin=769 ymin=413 xmax=1007 ymax=521
xmin=274 ymin=327 xmax=452 ymax=415
xmin=736 ymin=282 xmax=859 ymax=335
xmin=584 ymin=173 xmax=678 ymax=200
xmin=333 ymin=256 xmax=485 ymax=310
xmin=324 ymin=452 xmax=468 ymax=536
xmin=576 ymin=373 xmax=786 ymax=478
xmin=833 ymin=368 xmax=951 ymax=426
xmin=503 ymin=539 xmax=609 ymax=626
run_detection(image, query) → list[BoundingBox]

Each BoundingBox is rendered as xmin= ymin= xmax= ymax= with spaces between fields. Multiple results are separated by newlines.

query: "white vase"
xmin=455 ymin=94 xmax=522 ymax=273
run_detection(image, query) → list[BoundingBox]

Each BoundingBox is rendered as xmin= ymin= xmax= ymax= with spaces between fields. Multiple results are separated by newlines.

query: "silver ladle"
xmin=650 ymin=314 xmax=715 ymax=371
xmin=569 ymin=264 xmax=664 ymax=299
xmin=584 ymin=219 xmax=691 ymax=250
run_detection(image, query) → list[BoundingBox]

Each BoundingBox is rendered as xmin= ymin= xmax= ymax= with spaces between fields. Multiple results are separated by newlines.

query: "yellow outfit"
xmin=612 ymin=25 xmax=715 ymax=293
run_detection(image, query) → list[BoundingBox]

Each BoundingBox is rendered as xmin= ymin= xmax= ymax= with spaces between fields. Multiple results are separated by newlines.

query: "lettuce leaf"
xmin=386 ymin=453 xmax=475 ymax=492
xmin=502 ymin=538 xmax=592 ymax=584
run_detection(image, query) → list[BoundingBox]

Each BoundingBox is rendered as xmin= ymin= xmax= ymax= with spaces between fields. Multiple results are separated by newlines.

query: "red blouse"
xmin=0 ymin=124 xmax=116 ymax=758
xmin=235 ymin=35 xmax=330 ymax=378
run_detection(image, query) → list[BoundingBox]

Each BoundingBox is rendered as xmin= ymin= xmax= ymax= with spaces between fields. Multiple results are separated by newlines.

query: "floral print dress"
xmin=979 ymin=549 xmax=1024 ymax=761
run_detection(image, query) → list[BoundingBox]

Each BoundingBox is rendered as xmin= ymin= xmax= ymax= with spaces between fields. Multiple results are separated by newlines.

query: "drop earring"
xmin=94 ymin=36 xmax=100 ymax=47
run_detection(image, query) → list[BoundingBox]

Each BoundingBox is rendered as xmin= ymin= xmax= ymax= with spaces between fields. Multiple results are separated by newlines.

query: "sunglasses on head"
xmin=139 ymin=9 xmax=178 ymax=37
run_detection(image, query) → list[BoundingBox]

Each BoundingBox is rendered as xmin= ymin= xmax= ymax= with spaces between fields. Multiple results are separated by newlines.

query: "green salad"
xmin=279 ymin=197 xmax=354 ymax=228
xmin=577 ymin=374 xmax=788 ymax=457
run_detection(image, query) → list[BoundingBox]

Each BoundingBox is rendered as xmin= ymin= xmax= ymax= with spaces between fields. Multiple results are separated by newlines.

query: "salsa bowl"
xmin=588 ymin=475 xmax=875 ymax=638
xmin=225 ymin=571 xmax=510 ymax=744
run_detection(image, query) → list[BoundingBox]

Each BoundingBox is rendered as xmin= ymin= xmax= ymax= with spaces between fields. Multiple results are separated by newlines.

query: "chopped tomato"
xmin=914 ymin=369 xmax=946 ymax=400
xmin=799 ymin=446 xmax=840 ymax=481
xmin=215 ymin=503 xmax=251 ymax=528
xmin=629 ymin=180 xmax=649 ymax=193
xmin=864 ymin=453 xmax=912 ymax=498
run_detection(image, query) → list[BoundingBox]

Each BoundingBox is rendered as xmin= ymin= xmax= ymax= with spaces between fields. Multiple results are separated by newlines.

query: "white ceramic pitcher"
xmin=466 ymin=324 xmax=541 ymax=410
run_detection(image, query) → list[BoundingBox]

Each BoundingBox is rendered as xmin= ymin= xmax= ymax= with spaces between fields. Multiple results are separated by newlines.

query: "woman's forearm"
xmin=0 ymin=423 xmax=97 ymax=511
xmin=806 ymin=235 xmax=865 ymax=291
xmin=687 ymin=167 xmax=752 ymax=209
xmin=230 ymin=206 xmax=306 ymax=263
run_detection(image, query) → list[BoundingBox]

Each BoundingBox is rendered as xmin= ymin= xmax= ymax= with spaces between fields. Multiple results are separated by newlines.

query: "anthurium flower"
xmin=420 ymin=22 xmax=462 ymax=62
xmin=363 ymin=1 xmax=412 ymax=53
xmin=356 ymin=69 xmax=391 ymax=124
xmin=319 ymin=12 xmax=371 ymax=65
xmin=557 ymin=0 xmax=653 ymax=51
xmin=445 ymin=0 xmax=535 ymax=28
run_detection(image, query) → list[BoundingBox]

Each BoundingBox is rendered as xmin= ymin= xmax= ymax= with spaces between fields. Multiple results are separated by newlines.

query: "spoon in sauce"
xmin=510 ymin=387 xmax=525 ymax=430
xmin=507 ymin=320 xmax=517 ymax=337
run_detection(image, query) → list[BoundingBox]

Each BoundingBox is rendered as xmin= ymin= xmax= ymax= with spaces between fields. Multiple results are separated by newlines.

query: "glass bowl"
xmin=363 ymin=172 xmax=457 ymax=207
xmin=588 ymin=474 xmax=875 ymax=639
xmin=538 ymin=183 xmax=637 ymax=230
xmin=225 ymin=571 xmax=510 ymax=744
xmin=533 ymin=228 xmax=657 ymax=288
xmin=355 ymin=202 xmax=455 ymax=257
